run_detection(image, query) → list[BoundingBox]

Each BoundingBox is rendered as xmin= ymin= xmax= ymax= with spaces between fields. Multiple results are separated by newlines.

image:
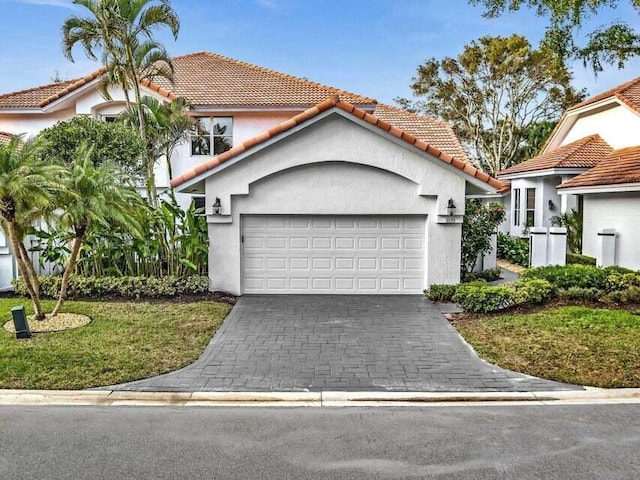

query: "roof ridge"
xmin=171 ymin=95 xmax=502 ymax=191
xmin=195 ymin=51 xmax=377 ymax=104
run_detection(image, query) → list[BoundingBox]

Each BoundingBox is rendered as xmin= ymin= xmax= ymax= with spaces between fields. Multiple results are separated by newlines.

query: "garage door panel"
xmin=242 ymin=215 xmax=426 ymax=294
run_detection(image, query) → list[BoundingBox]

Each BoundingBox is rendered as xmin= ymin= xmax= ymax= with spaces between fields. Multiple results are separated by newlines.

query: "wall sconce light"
xmin=212 ymin=197 xmax=222 ymax=215
xmin=548 ymin=200 xmax=556 ymax=211
xmin=447 ymin=198 xmax=456 ymax=216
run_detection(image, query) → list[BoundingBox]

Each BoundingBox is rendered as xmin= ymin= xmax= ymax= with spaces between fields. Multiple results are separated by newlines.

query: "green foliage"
xmin=461 ymin=200 xmax=506 ymax=274
xmin=566 ymin=253 xmax=597 ymax=266
xmin=463 ymin=268 xmax=501 ymax=283
xmin=470 ymin=0 xmax=640 ymax=71
xmin=427 ymin=284 xmax=458 ymax=302
xmin=603 ymin=287 xmax=640 ymax=305
xmin=38 ymin=116 xmax=145 ymax=179
xmin=452 ymin=278 xmax=553 ymax=313
xmin=497 ymin=232 xmax=529 ymax=266
xmin=551 ymin=209 xmax=583 ymax=253
xmin=523 ymin=264 xmax=609 ymax=290
xmin=560 ymin=287 xmax=601 ymax=302
xmin=12 ymin=275 xmax=209 ymax=299
xmin=398 ymin=34 xmax=583 ymax=175
xmin=513 ymin=120 xmax=557 ymax=164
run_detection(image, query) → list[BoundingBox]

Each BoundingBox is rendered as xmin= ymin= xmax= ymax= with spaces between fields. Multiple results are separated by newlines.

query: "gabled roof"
xmin=372 ymin=103 xmax=469 ymax=162
xmin=568 ymin=76 xmax=640 ymax=114
xmin=499 ymin=135 xmax=612 ymax=176
xmin=558 ymin=145 xmax=640 ymax=189
xmin=0 ymin=131 xmax=13 ymax=145
xmin=170 ymin=95 xmax=503 ymax=191
xmin=151 ymin=51 xmax=375 ymax=107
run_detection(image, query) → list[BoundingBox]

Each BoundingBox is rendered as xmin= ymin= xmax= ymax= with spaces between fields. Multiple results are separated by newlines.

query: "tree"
xmin=461 ymin=200 xmax=506 ymax=275
xmin=39 ymin=116 xmax=146 ymax=180
xmin=51 ymin=146 xmax=143 ymax=316
xmin=118 ymin=95 xmax=193 ymax=182
xmin=62 ymin=0 xmax=180 ymax=204
xmin=398 ymin=35 xmax=583 ymax=176
xmin=0 ymin=137 xmax=66 ymax=320
xmin=513 ymin=120 xmax=557 ymax=164
xmin=470 ymin=0 xmax=640 ymax=71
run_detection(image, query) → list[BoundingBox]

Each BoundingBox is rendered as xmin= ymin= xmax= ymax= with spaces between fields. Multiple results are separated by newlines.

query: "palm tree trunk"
xmin=5 ymin=220 xmax=45 ymax=320
xmin=51 ymin=232 xmax=84 ymax=317
xmin=18 ymin=241 xmax=40 ymax=300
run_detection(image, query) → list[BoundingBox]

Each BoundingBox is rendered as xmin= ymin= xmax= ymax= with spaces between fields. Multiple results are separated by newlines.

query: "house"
xmin=498 ymin=76 xmax=640 ymax=269
xmin=0 ymin=51 xmax=501 ymax=293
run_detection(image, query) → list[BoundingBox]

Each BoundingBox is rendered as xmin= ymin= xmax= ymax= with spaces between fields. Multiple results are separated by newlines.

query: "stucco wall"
xmin=582 ymin=192 xmax=640 ymax=270
xmin=0 ymin=230 xmax=13 ymax=291
xmin=508 ymin=176 xmax=564 ymax=237
xmin=202 ymin=113 xmax=466 ymax=295
xmin=561 ymin=104 xmax=640 ymax=149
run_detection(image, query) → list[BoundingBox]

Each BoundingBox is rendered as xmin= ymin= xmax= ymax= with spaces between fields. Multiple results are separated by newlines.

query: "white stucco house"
xmin=497 ymin=76 xmax=640 ymax=269
xmin=0 ymin=51 xmax=501 ymax=293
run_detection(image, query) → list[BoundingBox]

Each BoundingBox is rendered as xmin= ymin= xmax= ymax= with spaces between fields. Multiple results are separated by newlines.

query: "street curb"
xmin=1 ymin=388 xmax=640 ymax=407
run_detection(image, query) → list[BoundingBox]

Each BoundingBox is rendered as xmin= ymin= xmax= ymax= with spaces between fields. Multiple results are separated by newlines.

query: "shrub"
xmin=512 ymin=278 xmax=554 ymax=304
xmin=559 ymin=287 xmax=601 ymax=301
xmin=523 ymin=265 xmax=609 ymax=290
xmin=497 ymin=232 xmax=529 ymax=266
xmin=12 ymin=275 xmax=210 ymax=299
xmin=453 ymin=284 xmax=516 ymax=313
xmin=461 ymin=200 xmax=506 ymax=275
xmin=427 ymin=284 xmax=458 ymax=302
xmin=566 ymin=253 xmax=596 ymax=266
xmin=602 ymin=286 xmax=640 ymax=305
xmin=462 ymin=268 xmax=501 ymax=283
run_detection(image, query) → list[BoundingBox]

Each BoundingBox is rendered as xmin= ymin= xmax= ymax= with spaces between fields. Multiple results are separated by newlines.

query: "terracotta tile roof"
xmin=568 ymin=76 xmax=640 ymax=114
xmin=0 ymin=131 xmax=13 ymax=145
xmin=499 ymin=135 xmax=612 ymax=176
xmin=171 ymin=95 xmax=504 ymax=191
xmin=559 ymin=145 xmax=640 ymax=189
xmin=151 ymin=51 xmax=375 ymax=107
xmin=372 ymin=104 xmax=469 ymax=161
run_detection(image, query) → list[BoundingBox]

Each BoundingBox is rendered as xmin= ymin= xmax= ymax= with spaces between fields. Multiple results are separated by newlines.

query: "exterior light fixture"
xmin=447 ymin=198 xmax=456 ymax=216
xmin=548 ymin=200 xmax=556 ymax=211
xmin=212 ymin=197 xmax=222 ymax=215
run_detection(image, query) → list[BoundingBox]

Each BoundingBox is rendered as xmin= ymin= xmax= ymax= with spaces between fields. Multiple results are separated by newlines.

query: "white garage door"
xmin=242 ymin=215 xmax=426 ymax=294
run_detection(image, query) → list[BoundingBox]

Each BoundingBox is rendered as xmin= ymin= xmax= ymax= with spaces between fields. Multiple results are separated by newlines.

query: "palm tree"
xmin=51 ymin=146 xmax=143 ymax=316
xmin=62 ymin=0 xmax=180 ymax=203
xmin=0 ymin=137 xmax=66 ymax=320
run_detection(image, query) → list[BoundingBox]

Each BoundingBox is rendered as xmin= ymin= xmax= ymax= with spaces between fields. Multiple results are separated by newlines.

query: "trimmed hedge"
xmin=497 ymin=232 xmax=529 ymax=267
xmin=427 ymin=284 xmax=459 ymax=302
xmin=462 ymin=268 xmax=501 ymax=283
xmin=12 ymin=275 xmax=210 ymax=299
xmin=566 ymin=253 xmax=597 ymax=266
xmin=452 ymin=278 xmax=553 ymax=313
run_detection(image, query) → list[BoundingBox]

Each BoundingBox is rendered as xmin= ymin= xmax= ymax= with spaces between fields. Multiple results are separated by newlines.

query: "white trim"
xmin=558 ymin=182 xmax=640 ymax=195
xmin=499 ymin=168 xmax=589 ymax=180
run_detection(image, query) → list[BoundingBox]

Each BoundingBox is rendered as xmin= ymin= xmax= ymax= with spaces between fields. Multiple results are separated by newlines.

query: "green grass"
xmin=456 ymin=306 xmax=640 ymax=388
xmin=0 ymin=298 xmax=231 ymax=390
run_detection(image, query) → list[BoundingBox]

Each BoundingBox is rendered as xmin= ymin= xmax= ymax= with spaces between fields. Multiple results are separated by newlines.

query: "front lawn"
xmin=455 ymin=306 xmax=640 ymax=388
xmin=0 ymin=298 xmax=231 ymax=390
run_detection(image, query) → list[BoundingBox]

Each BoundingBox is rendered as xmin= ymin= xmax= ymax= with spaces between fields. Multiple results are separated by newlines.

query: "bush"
xmin=427 ymin=284 xmax=458 ymax=302
xmin=462 ymin=268 xmax=501 ymax=283
xmin=559 ymin=287 xmax=601 ymax=301
xmin=566 ymin=253 xmax=596 ymax=266
xmin=523 ymin=265 xmax=609 ymax=290
xmin=452 ymin=278 xmax=553 ymax=313
xmin=602 ymin=286 xmax=640 ymax=304
xmin=497 ymin=232 xmax=529 ymax=266
xmin=12 ymin=275 xmax=210 ymax=299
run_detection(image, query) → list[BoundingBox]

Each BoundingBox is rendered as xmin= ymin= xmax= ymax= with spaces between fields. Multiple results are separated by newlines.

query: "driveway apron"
xmin=112 ymin=295 xmax=582 ymax=392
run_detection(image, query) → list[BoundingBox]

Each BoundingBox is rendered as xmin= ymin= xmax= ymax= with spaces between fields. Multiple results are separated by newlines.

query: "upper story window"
xmin=101 ymin=114 xmax=117 ymax=123
xmin=191 ymin=117 xmax=233 ymax=156
xmin=526 ymin=188 xmax=536 ymax=227
xmin=513 ymin=189 xmax=521 ymax=226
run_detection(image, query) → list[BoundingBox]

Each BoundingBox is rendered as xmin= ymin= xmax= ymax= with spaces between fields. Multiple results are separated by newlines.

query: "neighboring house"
xmin=497 ymin=76 xmax=640 ymax=269
xmin=0 ymin=51 xmax=499 ymax=293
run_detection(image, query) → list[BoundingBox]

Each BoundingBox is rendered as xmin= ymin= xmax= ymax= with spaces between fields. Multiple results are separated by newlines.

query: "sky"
xmin=0 ymin=0 xmax=639 ymax=104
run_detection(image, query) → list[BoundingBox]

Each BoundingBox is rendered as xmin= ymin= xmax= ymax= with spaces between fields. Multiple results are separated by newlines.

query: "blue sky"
xmin=0 ymin=0 xmax=639 ymax=104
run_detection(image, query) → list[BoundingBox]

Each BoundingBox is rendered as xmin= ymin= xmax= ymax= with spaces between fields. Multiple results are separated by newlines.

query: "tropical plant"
xmin=50 ymin=146 xmax=144 ymax=316
xmin=461 ymin=200 xmax=506 ymax=275
xmin=39 ymin=116 xmax=146 ymax=180
xmin=551 ymin=209 xmax=583 ymax=254
xmin=0 ymin=137 xmax=67 ymax=319
xmin=62 ymin=0 xmax=180 ymax=203
xmin=397 ymin=35 xmax=583 ymax=176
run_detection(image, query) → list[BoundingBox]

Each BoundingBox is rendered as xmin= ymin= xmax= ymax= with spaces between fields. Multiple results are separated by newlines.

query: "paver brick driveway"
xmin=114 ymin=295 xmax=582 ymax=392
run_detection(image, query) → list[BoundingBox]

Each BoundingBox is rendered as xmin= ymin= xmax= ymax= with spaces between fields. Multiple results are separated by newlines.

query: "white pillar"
xmin=482 ymin=231 xmax=497 ymax=270
xmin=597 ymin=229 xmax=617 ymax=267
xmin=547 ymin=227 xmax=567 ymax=266
xmin=529 ymin=227 xmax=548 ymax=267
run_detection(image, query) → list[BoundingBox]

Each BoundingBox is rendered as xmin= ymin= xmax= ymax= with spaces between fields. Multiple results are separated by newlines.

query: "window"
xmin=101 ymin=115 xmax=117 ymax=123
xmin=191 ymin=196 xmax=206 ymax=216
xmin=513 ymin=189 xmax=521 ymax=226
xmin=191 ymin=117 xmax=233 ymax=156
xmin=526 ymin=188 xmax=536 ymax=227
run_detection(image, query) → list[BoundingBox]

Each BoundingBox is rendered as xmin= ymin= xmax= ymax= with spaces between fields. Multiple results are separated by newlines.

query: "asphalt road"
xmin=1 ymin=404 xmax=639 ymax=479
